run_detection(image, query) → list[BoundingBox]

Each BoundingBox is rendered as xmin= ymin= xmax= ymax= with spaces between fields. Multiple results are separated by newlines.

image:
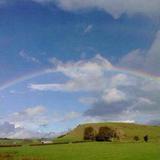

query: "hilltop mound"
xmin=55 ymin=122 xmax=160 ymax=142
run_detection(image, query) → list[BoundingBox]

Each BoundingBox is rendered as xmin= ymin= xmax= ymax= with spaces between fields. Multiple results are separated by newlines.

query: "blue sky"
xmin=0 ymin=0 xmax=160 ymax=138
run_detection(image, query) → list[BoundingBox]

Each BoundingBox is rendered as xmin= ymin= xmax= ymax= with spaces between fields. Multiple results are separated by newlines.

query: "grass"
xmin=55 ymin=122 xmax=160 ymax=143
xmin=0 ymin=142 xmax=159 ymax=160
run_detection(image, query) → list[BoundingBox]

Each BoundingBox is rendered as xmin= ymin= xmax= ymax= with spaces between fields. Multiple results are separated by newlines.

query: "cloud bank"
xmin=30 ymin=42 xmax=160 ymax=124
xmin=0 ymin=105 xmax=81 ymax=138
xmin=33 ymin=0 xmax=160 ymax=19
xmin=30 ymin=54 xmax=113 ymax=92
xmin=119 ymin=30 xmax=160 ymax=76
xmin=0 ymin=121 xmax=59 ymax=139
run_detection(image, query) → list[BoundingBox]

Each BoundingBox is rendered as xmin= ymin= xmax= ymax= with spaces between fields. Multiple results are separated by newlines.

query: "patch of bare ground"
xmin=0 ymin=153 xmax=14 ymax=160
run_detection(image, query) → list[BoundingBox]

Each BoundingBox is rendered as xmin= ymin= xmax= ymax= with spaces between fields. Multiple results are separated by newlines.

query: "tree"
xmin=133 ymin=136 xmax=140 ymax=141
xmin=144 ymin=135 xmax=148 ymax=142
xmin=96 ymin=127 xmax=115 ymax=142
xmin=84 ymin=127 xmax=96 ymax=141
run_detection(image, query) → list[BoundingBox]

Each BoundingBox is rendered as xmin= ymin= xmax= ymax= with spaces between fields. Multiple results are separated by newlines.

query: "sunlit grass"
xmin=0 ymin=142 xmax=159 ymax=160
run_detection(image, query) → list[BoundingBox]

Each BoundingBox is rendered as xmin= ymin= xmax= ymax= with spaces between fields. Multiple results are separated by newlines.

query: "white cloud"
xmin=9 ymin=106 xmax=81 ymax=131
xmin=30 ymin=83 xmax=76 ymax=91
xmin=24 ymin=106 xmax=46 ymax=116
xmin=119 ymin=30 xmax=160 ymax=76
xmin=79 ymin=97 xmax=97 ymax=105
xmin=19 ymin=50 xmax=40 ymax=64
xmin=82 ymin=115 xmax=135 ymax=124
xmin=0 ymin=1 xmax=159 ymax=19
xmin=138 ymin=97 xmax=155 ymax=105
xmin=111 ymin=120 xmax=135 ymax=123
xmin=30 ymin=54 xmax=113 ymax=92
xmin=0 ymin=107 xmax=80 ymax=138
xmin=29 ymin=55 xmax=135 ymax=94
xmin=52 ymin=111 xmax=81 ymax=123
xmin=33 ymin=0 xmax=160 ymax=19
xmin=110 ymin=73 xmax=136 ymax=87
xmin=0 ymin=121 xmax=57 ymax=139
xmin=28 ymin=47 xmax=160 ymax=125
xmin=0 ymin=122 xmax=15 ymax=137
xmin=9 ymin=106 xmax=48 ymax=130
xmin=84 ymin=25 xmax=93 ymax=33
xmin=13 ymin=106 xmax=46 ymax=119
xmin=102 ymin=88 xmax=126 ymax=104
xmin=62 ymin=111 xmax=81 ymax=122
xmin=141 ymin=80 xmax=160 ymax=91
xmin=130 ymin=97 xmax=157 ymax=114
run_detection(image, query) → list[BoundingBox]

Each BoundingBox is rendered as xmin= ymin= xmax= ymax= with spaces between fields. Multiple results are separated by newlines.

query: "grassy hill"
xmin=55 ymin=122 xmax=160 ymax=142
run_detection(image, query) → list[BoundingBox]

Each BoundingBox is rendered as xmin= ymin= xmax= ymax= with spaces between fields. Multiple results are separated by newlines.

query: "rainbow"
xmin=113 ymin=66 xmax=160 ymax=81
xmin=0 ymin=66 xmax=160 ymax=91
xmin=0 ymin=69 xmax=53 ymax=91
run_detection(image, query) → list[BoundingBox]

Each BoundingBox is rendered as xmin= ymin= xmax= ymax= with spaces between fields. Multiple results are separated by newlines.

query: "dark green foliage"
xmin=96 ymin=127 xmax=115 ymax=142
xmin=133 ymin=136 xmax=140 ymax=141
xmin=0 ymin=144 xmax=22 ymax=147
xmin=84 ymin=127 xmax=96 ymax=141
xmin=144 ymin=135 xmax=148 ymax=142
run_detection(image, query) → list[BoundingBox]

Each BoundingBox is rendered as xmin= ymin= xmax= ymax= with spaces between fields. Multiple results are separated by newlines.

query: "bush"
xmin=133 ymin=136 xmax=140 ymax=141
xmin=144 ymin=135 xmax=148 ymax=142
xmin=96 ymin=127 xmax=115 ymax=142
xmin=84 ymin=127 xmax=96 ymax=141
xmin=0 ymin=144 xmax=22 ymax=147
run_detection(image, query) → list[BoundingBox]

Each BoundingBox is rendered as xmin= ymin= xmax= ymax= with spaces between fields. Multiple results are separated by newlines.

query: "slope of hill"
xmin=55 ymin=122 xmax=160 ymax=142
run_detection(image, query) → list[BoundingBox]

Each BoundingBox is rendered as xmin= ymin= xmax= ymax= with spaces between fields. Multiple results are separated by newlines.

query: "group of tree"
xmin=84 ymin=126 xmax=117 ymax=142
xmin=84 ymin=126 xmax=149 ymax=142
xmin=133 ymin=135 xmax=149 ymax=142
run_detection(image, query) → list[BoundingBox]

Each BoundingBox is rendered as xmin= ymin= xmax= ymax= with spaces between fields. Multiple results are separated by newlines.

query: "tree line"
xmin=84 ymin=126 xmax=117 ymax=142
xmin=84 ymin=126 xmax=149 ymax=142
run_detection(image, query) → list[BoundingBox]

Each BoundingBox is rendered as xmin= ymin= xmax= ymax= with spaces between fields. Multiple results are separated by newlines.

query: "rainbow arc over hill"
xmin=0 ymin=66 xmax=160 ymax=91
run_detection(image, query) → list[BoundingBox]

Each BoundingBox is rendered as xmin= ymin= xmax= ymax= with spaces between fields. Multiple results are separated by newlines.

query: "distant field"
xmin=0 ymin=142 xmax=159 ymax=160
xmin=55 ymin=122 xmax=160 ymax=142
xmin=0 ymin=139 xmax=40 ymax=145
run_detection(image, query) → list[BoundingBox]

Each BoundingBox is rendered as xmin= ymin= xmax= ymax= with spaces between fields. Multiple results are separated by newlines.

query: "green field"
xmin=0 ymin=142 xmax=159 ymax=160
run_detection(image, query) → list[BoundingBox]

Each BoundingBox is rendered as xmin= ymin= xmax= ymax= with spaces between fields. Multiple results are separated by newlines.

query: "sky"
xmin=0 ymin=0 xmax=160 ymax=138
